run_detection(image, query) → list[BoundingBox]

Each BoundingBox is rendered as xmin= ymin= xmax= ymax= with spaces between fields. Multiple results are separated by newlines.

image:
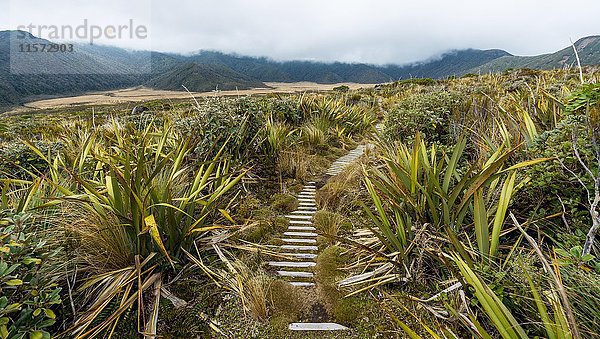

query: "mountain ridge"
xmin=1 ymin=30 xmax=599 ymax=108
xmin=469 ymin=35 xmax=600 ymax=73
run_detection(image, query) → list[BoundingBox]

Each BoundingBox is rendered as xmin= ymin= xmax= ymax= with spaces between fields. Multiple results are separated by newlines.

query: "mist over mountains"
xmin=1 ymin=30 xmax=599 ymax=107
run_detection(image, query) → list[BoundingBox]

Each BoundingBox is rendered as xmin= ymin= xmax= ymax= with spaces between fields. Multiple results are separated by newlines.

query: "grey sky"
xmin=1 ymin=0 xmax=599 ymax=65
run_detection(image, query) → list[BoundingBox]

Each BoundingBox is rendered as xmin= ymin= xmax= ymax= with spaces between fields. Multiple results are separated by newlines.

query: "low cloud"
xmin=2 ymin=0 xmax=599 ymax=65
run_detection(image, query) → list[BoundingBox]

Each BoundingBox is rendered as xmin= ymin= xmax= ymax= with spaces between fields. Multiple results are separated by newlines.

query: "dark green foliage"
xmin=0 ymin=141 xmax=62 ymax=180
xmin=175 ymin=97 xmax=265 ymax=162
xmin=384 ymin=88 xmax=462 ymax=143
xmin=524 ymin=88 xmax=599 ymax=239
xmin=333 ymin=85 xmax=350 ymax=92
xmin=264 ymin=97 xmax=305 ymax=125
xmin=382 ymin=49 xmax=511 ymax=80
xmin=0 ymin=213 xmax=62 ymax=339
xmin=566 ymin=83 xmax=600 ymax=113
xmin=158 ymin=299 xmax=212 ymax=337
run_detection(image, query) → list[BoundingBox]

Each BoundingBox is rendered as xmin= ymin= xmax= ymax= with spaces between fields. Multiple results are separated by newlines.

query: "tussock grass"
xmin=313 ymin=210 xmax=347 ymax=243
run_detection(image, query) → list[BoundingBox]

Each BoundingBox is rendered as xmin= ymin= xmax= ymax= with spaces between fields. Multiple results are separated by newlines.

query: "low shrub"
xmin=384 ymin=88 xmax=462 ymax=143
xmin=0 ymin=212 xmax=62 ymax=339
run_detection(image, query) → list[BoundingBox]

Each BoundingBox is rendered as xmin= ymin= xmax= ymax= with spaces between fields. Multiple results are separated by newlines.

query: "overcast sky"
xmin=1 ymin=0 xmax=599 ymax=65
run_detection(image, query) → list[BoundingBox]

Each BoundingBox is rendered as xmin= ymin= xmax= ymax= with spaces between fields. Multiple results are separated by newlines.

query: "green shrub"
xmin=384 ymin=89 xmax=462 ymax=143
xmin=0 ymin=212 xmax=62 ymax=339
xmin=266 ymin=97 xmax=305 ymax=125
xmin=26 ymin=121 xmax=245 ymax=337
xmin=301 ymin=122 xmax=327 ymax=149
xmin=333 ymin=85 xmax=350 ymax=93
xmin=524 ymin=114 xmax=592 ymax=237
xmin=0 ymin=141 xmax=63 ymax=180
xmin=175 ymin=97 xmax=264 ymax=162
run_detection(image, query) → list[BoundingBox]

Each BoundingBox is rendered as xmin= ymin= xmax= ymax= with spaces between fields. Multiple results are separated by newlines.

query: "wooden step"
xmin=288 ymin=226 xmax=316 ymax=231
xmin=285 ymin=214 xmax=313 ymax=219
xmin=289 ymin=323 xmax=349 ymax=331
xmin=283 ymin=232 xmax=318 ymax=237
xmin=277 ymin=271 xmax=314 ymax=278
xmin=291 ymin=210 xmax=316 ymax=215
xmin=289 ymin=220 xmax=313 ymax=225
xmin=268 ymin=261 xmax=316 ymax=268
xmin=281 ymin=252 xmax=318 ymax=259
xmin=289 ymin=282 xmax=315 ymax=287
xmin=281 ymin=238 xmax=317 ymax=244
xmin=280 ymin=245 xmax=318 ymax=251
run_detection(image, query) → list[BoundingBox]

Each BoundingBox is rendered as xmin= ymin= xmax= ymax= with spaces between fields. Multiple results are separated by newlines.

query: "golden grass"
xmin=16 ymin=82 xmax=375 ymax=111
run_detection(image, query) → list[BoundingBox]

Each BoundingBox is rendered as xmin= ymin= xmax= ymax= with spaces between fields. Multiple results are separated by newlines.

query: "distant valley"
xmin=1 ymin=31 xmax=599 ymax=108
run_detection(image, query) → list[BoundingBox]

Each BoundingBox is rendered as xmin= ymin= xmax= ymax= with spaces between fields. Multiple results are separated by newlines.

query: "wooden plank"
xmin=268 ymin=261 xmax=316 ymax=268
xmin=283 ymin=232 xmax=318 ymax=237
xmin=288 ymin=226 xmax=317 ymax=231
xmin=277 ymin=271 xmax=313 ymax=278
xmin=281 ymin=252 xmax=318 ymax=259
xmin=289 ymin=220 xmax=313 ymax=225
xmin=285 ymin=214 xmax=313 ymax=219
xmin=289 ymin=282 xmax=315 ymax=287
xmin=280 ymin=245 xmax=318 ymax=251
xmin=281 ymin=238 xmax=317 ymax=244
xmin=288 ymin=323 xmax=349 ymax=331
xmin=291 ymin=210 xmax=316 ymax=214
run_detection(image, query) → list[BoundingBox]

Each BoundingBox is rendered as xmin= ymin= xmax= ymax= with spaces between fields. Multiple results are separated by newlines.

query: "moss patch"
xmin=237 ymin=207 xmax=288 ymax=243
xmin=268 ymin=280 xmax=304 ymax=322
xmin=270 ymin=193 xmax=298 ymax=214
xmin=236 ymin=195 xmax=263 ymax=219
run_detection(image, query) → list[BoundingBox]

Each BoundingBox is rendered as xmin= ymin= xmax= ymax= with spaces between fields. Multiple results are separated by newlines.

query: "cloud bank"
xmin=1 ymin=0 xmax=599 ymax=65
